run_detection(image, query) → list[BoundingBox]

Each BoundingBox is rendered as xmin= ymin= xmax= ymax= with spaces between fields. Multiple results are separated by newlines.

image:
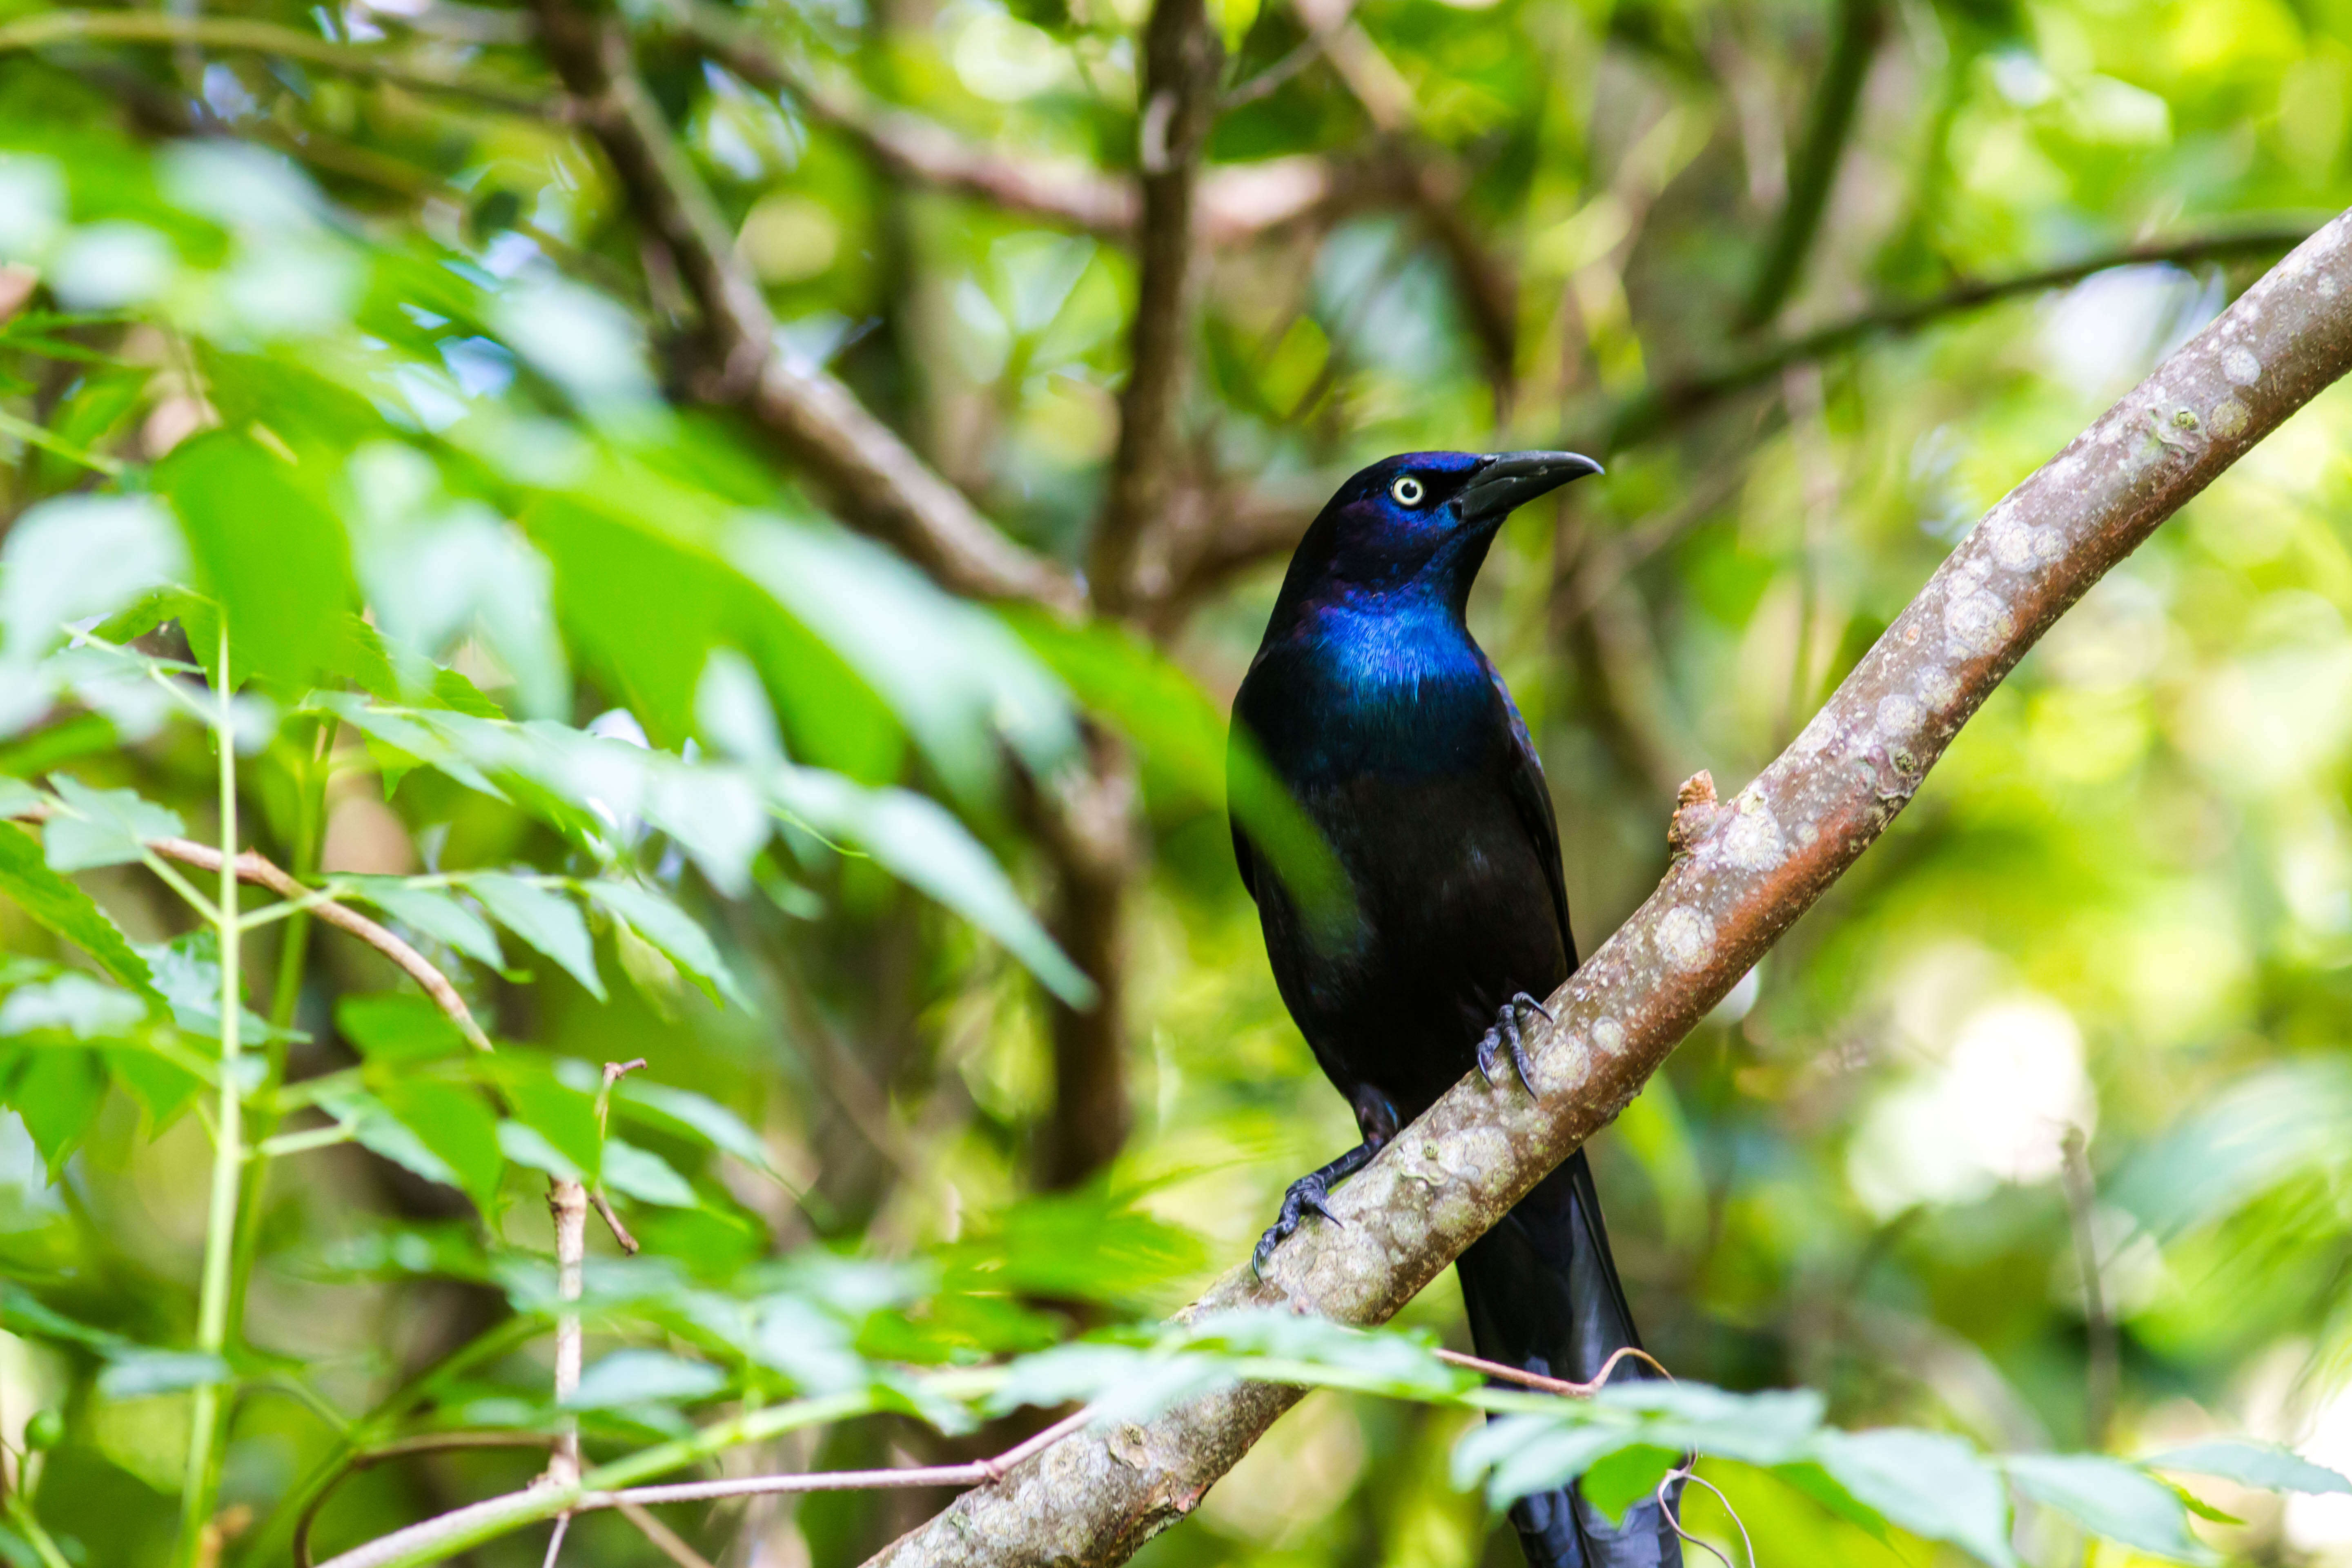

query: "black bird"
xmin=1228 ymin=450 xmax=1682 ymax=1568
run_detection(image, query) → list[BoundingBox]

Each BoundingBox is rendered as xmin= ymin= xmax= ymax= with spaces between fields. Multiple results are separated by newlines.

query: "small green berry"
xmin=24 ymin=1408 xmax=64 ymax=1451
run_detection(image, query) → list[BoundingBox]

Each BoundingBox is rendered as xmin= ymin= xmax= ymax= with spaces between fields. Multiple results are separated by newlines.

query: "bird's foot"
xmin=1476 ymin=992 xmax=1554 ymax=1092
xmin=1252 ymin=1170 xmax=1342 ymax=1278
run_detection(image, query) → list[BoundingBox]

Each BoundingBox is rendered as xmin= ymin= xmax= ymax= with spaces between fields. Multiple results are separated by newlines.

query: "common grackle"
xmin=1229 ymin=450 xmax=1683 ymax=1567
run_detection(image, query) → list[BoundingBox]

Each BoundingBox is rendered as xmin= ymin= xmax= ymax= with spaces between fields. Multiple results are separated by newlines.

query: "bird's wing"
xmin=1231 ymin=815 xmax=1259 ymax=904
xmin=1491 ymin=665 xmax=1577 ymax=969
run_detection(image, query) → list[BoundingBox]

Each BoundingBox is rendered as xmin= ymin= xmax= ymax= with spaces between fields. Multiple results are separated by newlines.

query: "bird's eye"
xmin=1390 ymin=475 xmax=1426 ymax=506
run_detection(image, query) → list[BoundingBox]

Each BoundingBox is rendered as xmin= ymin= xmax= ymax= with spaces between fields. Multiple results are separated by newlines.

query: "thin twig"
xmin=1433 ymin=1344 xmax=1670 ymax=1397
xmin=1606 ymin=223 xmax=2322 ymax=451
xmin=20 ymin=801 xmax=497 ymax=1054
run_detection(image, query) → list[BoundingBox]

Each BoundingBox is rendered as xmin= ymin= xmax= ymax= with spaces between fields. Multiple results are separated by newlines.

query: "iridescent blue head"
xmin=1270 ymin=450 xmax=1604 ymax=624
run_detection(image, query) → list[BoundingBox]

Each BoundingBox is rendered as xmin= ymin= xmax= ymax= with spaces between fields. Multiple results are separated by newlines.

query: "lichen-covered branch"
xmin=859 ymin=212 xmax=2352 ymax=1568
xmin=529 ymin=0 xmax=1085 ymax=615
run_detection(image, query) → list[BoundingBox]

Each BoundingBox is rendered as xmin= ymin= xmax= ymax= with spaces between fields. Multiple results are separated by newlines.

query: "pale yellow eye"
xmin=1390 ymin=475 xmax=1425 ymax=506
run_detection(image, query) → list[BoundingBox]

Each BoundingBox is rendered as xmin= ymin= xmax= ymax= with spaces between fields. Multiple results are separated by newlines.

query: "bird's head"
xmin=1277 ymin=450 xmax=1604 ymax=614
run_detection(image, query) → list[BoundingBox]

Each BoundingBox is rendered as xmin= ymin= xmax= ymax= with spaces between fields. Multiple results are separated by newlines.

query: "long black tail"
xmin=1455 ymin=1148 xmax=1683 ymax=1568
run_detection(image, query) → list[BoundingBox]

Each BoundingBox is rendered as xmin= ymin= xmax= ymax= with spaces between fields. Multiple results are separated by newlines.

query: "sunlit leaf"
xmin=1811 ymin=1429 xmax=2018 ymax=1567
xmin=42 ymin=776 xmax=184 ymax=873
xmin=2145 ymin=1439 xmax=2352 ymax=1496
xmin=0 ymin=494 xmax=184 ymax=664
xmin=2005 ymin=1454 xmax=2215 ymax=1564
xmin=465 ymin=873 xmax=605 ymax=1000
xmin=0 ymin=823 xmax=158 ymax=999
xmin=157 ymin=428 xmax=359 ymax=691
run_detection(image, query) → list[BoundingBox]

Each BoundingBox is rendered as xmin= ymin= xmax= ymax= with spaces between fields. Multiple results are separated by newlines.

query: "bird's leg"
xmin=1254 ymin=1090 xmax=1399 ymax=1277
xmin=1477 ymin=991 xmax=1555 ymax=1092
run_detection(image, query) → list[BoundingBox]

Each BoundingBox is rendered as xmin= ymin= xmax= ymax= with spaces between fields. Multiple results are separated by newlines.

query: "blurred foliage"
xmin=6 ymin=0 xmax=2352 ymax=1564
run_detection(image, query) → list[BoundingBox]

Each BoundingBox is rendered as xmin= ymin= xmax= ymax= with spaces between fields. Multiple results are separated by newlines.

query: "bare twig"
xmin=857 ymin=210 xmax=2352 ymax=1568
xmin=312 ymin=1403 xmax=1098 ymax=1567
xmin=530 ymin=0 xmax=1084 ymax=615
xmin=0 ymin=9 xmax=548 ymax=112
xmin=1606 ymin=223 xmax=2322 ymax=452
xmin=1433 ymin=1344 xmax=1669 ymax=1396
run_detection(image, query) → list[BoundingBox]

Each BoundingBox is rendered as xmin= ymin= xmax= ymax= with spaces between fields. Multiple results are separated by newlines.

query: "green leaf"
xmin=582 ymin=879 xmax=748 ymax=1011
xmin=2005 ymin=1454 xmax=2215 ymax=1564
xmin=1452 ymin=1413 xmax=1635 ymax=1507
xmin=315 ymin=1083 xmax=461 ymax=1191
xmin=43 ymin=776 xmax=185 ymax=872
xmin=337 ymin=993 xmax=468 ymax=1063
xmin=0 ymin=822 xmax=159 ymax=998
xmin=0 ymin=494 xmax=185 ymax=662
xmin=0 ymin=973 xmax=145 ymax=1039
xmin=1597 ymin=1381 xmax=1826 ymax=1466
xmin=497 ymin=1065 xmax=603 ymax=1176
xmin=564 ymin=1349 xmax=726 ymax=1409
xmin=374 ymin=1079 xmax=503 ymax=1210
xmin=1579 ymin=1445 xmax=1683 ymax=1528
xmin=1811 ymin=1429 xmax=2018 ymax=1567
xmin=465 ymin=873 xmax=605 ymax=999
xmin=601 ymin=1138 xmax=698 ymax=1207
xmin=339 ymin=875 xmax=505 ymax=971
xmin=156 ymin=428 xmax=359 ymax=690
xmin=774 ymin=770 xmax=1094 ymax=1007
xmin=728 ymin=517 xmax=1074 ymax=802
xmin=3 ymin=1047 xmax=107 ymax=1176
xmin=2145 ymin=1439 xmax=2352 ymax=1495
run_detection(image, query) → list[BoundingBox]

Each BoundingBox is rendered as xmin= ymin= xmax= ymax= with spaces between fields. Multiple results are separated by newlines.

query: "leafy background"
xmin=6 ymin=0 xmax=2352 ymax=1563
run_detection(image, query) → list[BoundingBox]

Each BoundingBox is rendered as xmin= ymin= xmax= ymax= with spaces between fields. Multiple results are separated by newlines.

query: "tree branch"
xmin=528 ymin=0 xmax=1085 ymax=615
xmin=858 ymin=212 xmax=2352 ymax=1568
xmin=1089 ymin=0 xmax=1223 ymax=617
xmin=0 ymin=10 xmax=548 ymax=113
xmin=1606 ymin=223 xmax=2323 ymax=452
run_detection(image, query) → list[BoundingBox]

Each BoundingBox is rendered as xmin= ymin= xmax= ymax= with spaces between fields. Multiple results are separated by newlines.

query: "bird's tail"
xmin=1455 ymin=1148 xmax=1684 ymax=1568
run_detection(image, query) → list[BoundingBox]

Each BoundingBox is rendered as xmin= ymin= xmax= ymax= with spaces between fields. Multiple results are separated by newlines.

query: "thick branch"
xmin=1736 ymin=0 xmax=1885 ymax=329
xmin=1089 ymin=0 xmax=1224 ymax=617
xmin=530 ymin=0 xmax=1084 ymax=614
xmin=861 ymin=212 xmax=2352 ymax=1568
xmin=1607 ymin=223 xmax=2321 ymax=451
xmin=0 ymin=10 xmax=547 ymax=112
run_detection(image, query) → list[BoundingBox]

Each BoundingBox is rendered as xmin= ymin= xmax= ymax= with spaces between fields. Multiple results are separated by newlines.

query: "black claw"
xmin=1479 ymin=996 xmax=1547 ymax=1094
xmin=1255 ymin=1170 xmax=1343 ymax=1275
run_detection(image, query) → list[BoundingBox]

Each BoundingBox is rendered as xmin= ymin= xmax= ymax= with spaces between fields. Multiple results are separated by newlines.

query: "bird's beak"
xmin=1456 ymin=450 xmax=1604 ymax=526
